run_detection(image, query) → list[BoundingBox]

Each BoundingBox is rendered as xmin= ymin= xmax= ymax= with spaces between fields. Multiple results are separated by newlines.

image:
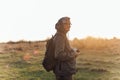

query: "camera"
xmin=73 ymin=48 xmax=80 ymax=52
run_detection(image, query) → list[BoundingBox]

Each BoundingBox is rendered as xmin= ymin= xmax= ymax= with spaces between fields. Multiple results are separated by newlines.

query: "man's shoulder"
xmin=53 ymin=33 xmax=65 ymax=42
xmin=55 ymin=32 xmax=66 ymax=38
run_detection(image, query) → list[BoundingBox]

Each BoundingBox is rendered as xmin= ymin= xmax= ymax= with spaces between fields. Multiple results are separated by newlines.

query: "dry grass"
xmin=0 ymin=37 xmax=120 ymax=80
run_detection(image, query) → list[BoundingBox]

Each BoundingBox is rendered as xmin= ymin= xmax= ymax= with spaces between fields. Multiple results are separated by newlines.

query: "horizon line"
xmin=0 ymin=36 xmax=120 ymax=43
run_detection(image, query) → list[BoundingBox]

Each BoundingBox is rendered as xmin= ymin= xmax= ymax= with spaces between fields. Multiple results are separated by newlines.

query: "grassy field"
xmin=0 ymin=39 xmax=120 ymax=80
xmin=0 ymin=51 xmax=55 ymax=80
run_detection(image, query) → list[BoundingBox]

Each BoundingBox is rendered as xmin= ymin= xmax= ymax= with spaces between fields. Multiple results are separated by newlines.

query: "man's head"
xmin=55 ymin=17 xmax=71 ymax=33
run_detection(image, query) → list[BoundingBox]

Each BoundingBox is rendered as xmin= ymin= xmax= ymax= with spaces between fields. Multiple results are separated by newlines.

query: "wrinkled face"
xmin=63 ymin=23 xmax=71 ymax=32
xmin=56 ymin=17 xmax=71 ymax=33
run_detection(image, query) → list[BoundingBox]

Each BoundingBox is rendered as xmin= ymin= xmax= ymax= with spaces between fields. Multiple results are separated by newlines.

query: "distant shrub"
xmin=7 ymin=41 xmax=16 ymax=44
xmin=70 ymin=36 xmax=120 ymax=50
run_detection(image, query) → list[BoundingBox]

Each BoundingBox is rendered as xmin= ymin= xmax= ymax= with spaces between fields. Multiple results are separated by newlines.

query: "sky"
xmin=0 ymin=0 xmax=120 ymax=42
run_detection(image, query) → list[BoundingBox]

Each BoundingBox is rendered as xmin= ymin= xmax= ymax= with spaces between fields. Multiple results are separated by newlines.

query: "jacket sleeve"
xmin=54 ymin=35 xmax=77 ymax=61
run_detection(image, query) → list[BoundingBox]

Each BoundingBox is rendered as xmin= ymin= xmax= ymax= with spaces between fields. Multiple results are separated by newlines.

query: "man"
xmin=53 ymin=17 xmax=80 ymax=80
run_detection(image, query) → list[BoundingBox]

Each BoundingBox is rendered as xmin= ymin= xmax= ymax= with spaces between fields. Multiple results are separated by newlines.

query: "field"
xmin=0 ymin=38 xmax=120 ymax=80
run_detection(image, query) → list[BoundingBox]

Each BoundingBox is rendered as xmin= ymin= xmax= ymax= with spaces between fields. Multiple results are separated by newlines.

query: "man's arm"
xmin=54 ymin=36 xmax=79 ymax=61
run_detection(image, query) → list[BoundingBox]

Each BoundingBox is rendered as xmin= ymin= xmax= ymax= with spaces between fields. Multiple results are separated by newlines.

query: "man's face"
xmin=63 ymin=23 xmax=71 ymax=32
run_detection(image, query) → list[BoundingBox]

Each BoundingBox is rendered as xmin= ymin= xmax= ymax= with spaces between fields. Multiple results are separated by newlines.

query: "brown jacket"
xmin=53 ymin=32 xmax=77 ymax=76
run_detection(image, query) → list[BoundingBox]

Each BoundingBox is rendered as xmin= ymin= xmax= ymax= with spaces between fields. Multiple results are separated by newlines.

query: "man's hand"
xmin=73 ymin=48 xmax=80 ymax=53
xmin=72 ymin=48 xmax=80 ymax=57
xmin=76 ymin=49 xmax=80 ymax=53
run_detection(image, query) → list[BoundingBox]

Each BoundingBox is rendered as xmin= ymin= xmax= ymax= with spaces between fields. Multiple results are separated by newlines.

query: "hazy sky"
xmin=0 ymin=0 xmax=120 ymax=42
